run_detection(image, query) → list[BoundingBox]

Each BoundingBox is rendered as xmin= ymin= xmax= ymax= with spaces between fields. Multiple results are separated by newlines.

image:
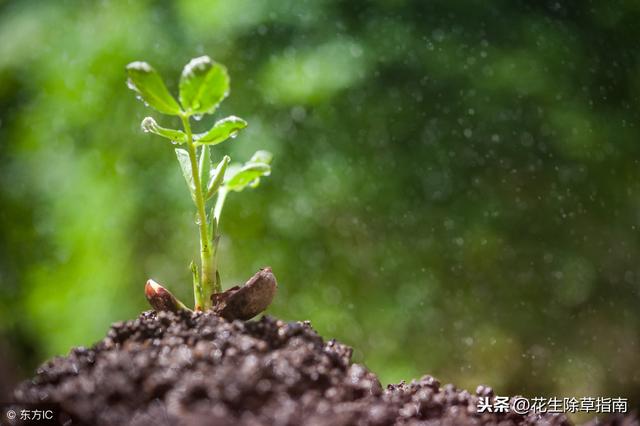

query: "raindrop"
xmin=141 ymin=117 xmax=157 ymax=133
xmin=133 ymin=95 xmax=149 ymax=107
xmin=183 ymin=56 xmax=212 ymax=78
xmin=128 ymin=61 xmax=152 ymax=72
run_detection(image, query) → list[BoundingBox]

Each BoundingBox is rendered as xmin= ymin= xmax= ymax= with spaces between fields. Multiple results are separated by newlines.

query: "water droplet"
xmin=229 ymin=131 xmax=238 ymax=139
xmin=141 ymin=117 xmax=157 ymax=133
xmin=127 ymin=61 xmax=153 ymax=73
xmin=182 ymin=56 xmax=212 ymax=78
xmin=193 ymin=114 xmax=203 ymax=121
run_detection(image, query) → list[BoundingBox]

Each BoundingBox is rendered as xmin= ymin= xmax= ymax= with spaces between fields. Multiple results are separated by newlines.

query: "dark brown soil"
xmin=12 ymin=311 xmax=638 ymax=426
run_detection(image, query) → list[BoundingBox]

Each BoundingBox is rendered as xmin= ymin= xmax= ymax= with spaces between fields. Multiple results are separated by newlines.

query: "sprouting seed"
xmin=126 ymin=56 xmax=275 ymax=317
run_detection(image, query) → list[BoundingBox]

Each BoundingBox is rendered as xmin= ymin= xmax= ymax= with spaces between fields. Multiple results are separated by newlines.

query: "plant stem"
xmin=180 ymin=114 xmax=218 ymax=310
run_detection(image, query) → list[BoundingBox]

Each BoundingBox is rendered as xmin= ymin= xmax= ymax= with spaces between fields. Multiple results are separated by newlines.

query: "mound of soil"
xmin=12 ymin=311 xmax=636 ymax=425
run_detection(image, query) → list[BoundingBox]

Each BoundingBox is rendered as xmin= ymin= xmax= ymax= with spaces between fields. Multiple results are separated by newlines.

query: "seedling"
xmin=126 ymin=56 xmax=276 ymax=316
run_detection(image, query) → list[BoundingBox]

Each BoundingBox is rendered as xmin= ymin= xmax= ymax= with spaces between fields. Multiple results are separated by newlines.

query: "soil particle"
xmin=13 ymin=311 xmax=637 ymax=426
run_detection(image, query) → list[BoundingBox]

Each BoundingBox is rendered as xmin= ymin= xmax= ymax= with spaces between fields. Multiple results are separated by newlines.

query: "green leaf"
xmin=249 ymin=149 xmax=273 ymax=165
xmin=208 ymin=207 xmax=217 ymax=242
xmin=225 ymin=164 xmax=270 ymax=192
xmin=175 ymin=148 xmax=196 ymax=202
xmin=126 ymin=61 xmax=182 ymax=115
xmin=206 ymin=155 xmax=230 ymax=199
xmin=179 ymin=56 xmax=229 ymax=116
xmin=194 ymin=116 xmax=248 ymax=146
xmin=190 ymin=261 xmax=202 ymax=310
xmin=224 ymin=151 xmax=272 ymax=192
xmin=198 ymin=145 xmax=212 ymax=194
xmin=141 ymin=117 xmax=187 ymax=143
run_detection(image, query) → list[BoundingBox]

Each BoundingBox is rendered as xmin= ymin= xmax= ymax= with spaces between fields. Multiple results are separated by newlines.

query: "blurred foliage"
xmin=0 ymin=0 xmax=639 ymax=411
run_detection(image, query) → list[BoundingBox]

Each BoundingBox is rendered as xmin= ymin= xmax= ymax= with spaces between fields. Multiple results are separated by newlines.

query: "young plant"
xmin=126 ymin=56 xmax=273 ymax=313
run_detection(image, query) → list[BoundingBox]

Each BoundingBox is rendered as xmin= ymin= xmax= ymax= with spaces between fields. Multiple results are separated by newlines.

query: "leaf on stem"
xmin=208 ymin=207 xmax=217 ymax=242
xmin=141 ymin=117 xmax=187 ymax=143
xmin=224 ymin=150 xmax=273 ymax=192
xmin=194 ymin=116 xmax=248 ymax=146
xmin=179 ymin=56 xmax=229 ymax=116
xmin=190 ymin=261 xmax=202 ymax=310
xmin=198 ymin=145 xmax=212 ymax=194
xmin=248 ymin=150 xmax=273 ymax=165
xmin=126 ymin=61 xmax=182 ymax=115
xmin=206 ymin=155 xmax=231 ymax=199
xmin=175 ymin=148 xmax=196 ymax=202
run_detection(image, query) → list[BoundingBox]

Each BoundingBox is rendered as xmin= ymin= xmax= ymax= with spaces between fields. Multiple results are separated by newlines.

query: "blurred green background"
xmin=0 ymin=0 xmax=639 ymax=410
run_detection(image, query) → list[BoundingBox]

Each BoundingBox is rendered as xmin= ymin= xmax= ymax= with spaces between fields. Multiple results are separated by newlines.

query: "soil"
xmin=12 ymin=311 xmax=638 ymax=426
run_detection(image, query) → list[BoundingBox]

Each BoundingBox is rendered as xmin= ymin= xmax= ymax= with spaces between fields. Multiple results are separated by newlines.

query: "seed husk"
xmin=145 ymin=279 xmax=190 ymax=312
xmin=211 ymin=267 xmax=277 ymax=320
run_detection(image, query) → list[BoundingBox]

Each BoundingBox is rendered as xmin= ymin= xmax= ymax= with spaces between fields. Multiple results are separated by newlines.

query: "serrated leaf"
xmin=179 ymin=56 xmax=229 ymax=116
xmin=175 ymin=148 xmax=196 ymax=202
xmin=206 ymin=155 xmax=230 ymax=199
xmin=225 ymin=162 xmax=271 ymax=192
xmin=194 ymin=116 xmax=248 ymax=146
xmin=126 ymin=61 xmax=182 ymax=115
xmin=141 ymin=117 xmax=187 ymax=143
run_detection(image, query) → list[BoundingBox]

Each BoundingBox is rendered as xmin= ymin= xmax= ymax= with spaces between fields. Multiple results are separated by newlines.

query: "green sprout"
xmin=126 ymin=56 xmax=272 ymax=311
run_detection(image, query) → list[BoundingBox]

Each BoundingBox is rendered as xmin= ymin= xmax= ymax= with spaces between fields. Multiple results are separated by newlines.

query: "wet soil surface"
xmin=13 ymin=311 xmax=638 ymax=425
